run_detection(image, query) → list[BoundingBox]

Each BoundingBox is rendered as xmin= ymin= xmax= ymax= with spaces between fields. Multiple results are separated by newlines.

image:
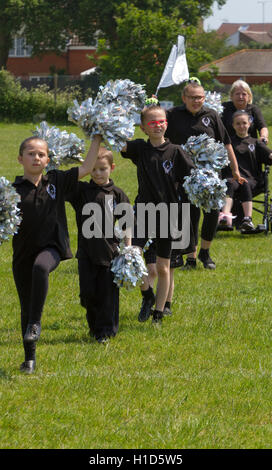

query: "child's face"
xmin=18 ymin=139 xmax=50 ymax=175
xmin=233 ymin=115 xmax=250 ymax=138
xmin=182 ymin=85 xmax=205 ymax=115
xmin=141 ymin=108 xmax=168 ymax=138
xmin=91 ymin=157 xmax=115 ymax=185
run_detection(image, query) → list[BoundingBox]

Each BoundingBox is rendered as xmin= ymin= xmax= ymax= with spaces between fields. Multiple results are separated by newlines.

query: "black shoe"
xmin=138 ymin=294 xmax=155 ymax=322
xmin=152 ymin=310 xmax=163 ymax=324
xmin=198 ymin=250 xmax=216 ymax=269
xmin=96 ymin=336 xmax=109 ymax=344
xmin=163 ymin=307 xmax=172 ymax=316
xmin=181 ymin=258 xmax=197 ymax=270
xmin=20 ymin=360 xmax=36 ymax=374
xmin=24 ymin=323 xmax=41 ymax=343
xmin=240 ymin=217 xmax=255 ymax=231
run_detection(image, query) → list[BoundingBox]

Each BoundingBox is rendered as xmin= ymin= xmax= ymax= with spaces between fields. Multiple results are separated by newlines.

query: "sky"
xmin=204 ymin=0 xmax=272 ymax=31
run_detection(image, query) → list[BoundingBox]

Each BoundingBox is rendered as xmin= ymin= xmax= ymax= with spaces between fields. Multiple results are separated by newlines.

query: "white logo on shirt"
xmin=163 ymin=160 xmax=173 ymax=174
xmin=249 ymin=115 xmax=254 ymax=124
xmin=46 ymin=184 xmax=56 ymax=200
xmin=202 ymin=117 xmax=210 ymax=127
xmin=248 ymin=144 xmax=255 ymax=152
xmin=107 ymin=196 xmax=117 ymax=213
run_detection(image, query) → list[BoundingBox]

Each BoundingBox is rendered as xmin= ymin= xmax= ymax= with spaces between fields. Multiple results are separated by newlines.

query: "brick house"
xmin=6 ymin=35 xmax=98 ymax=79
xmin=216 ymin=23 xmax=272 ymax=47
xmin=199 ymin=49 xmax=272 ymax=85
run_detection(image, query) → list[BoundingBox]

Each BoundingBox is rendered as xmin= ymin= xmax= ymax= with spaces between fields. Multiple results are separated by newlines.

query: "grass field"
xmin=1 ymin=122 xmax=272 ymax=450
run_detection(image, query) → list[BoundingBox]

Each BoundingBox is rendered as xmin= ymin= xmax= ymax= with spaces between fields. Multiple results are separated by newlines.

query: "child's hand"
xmin=232 ymin=171 xmax=247 ymax=184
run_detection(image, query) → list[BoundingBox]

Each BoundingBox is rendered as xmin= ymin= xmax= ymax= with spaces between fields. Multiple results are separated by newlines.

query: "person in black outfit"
xmin=121 ymin=103 xmax=194 ymax=323
xmin=219 ymin=110 xmax=272 ymax=230
xmin=66 ymin=146 xmax=131 ymax=343
xmin=222 ymin=79 xmax=269 ymax=143
xmin=165 ymin=81 xmax=244 ymax=269
xmin=12 ymin=135 xmax=102 ymax=373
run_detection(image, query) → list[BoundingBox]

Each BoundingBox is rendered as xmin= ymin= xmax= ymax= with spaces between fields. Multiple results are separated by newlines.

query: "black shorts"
xmin=133 ymin=236 xmax=172 ymax=259
xmin=143 ymin=241 xmax=184 ymax=268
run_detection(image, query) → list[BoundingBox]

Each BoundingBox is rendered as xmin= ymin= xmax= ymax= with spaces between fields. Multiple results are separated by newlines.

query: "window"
xmin=9 ymin=37 xmax=33 ymax=57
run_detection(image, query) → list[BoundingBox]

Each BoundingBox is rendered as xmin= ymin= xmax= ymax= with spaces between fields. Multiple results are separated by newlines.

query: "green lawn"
xmin=1 ymin=123 xmax=272 ymax=449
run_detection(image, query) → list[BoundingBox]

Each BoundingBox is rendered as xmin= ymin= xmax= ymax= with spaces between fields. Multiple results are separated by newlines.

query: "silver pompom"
xmin=33 ymin=121 xmax=85 ymax=171
xmin=183 ymin=168 xmax=228 ymax=212
xmin=67 ymin=79 xmax=147 ymax=151
xmin=0 ymin=177 xmax=22 ymax=245
xmin=182 ymin=133 xmax=229 ymax=171
xmin=204 ymin=91 xmax=224 ymax=115
xmin=111 ymin=245 xmax=148 ymax=290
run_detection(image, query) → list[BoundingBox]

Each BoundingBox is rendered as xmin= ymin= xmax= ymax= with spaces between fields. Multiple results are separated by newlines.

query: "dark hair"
xmin=140 ymin=104 xmax=166 ymax=124
xmin=97 ymin=146 xmax=114 ymax=166
xmin=232 ymin=110 xmax=250 ymax=123
xmin=19 ymin=136 xmax=49 ymax=156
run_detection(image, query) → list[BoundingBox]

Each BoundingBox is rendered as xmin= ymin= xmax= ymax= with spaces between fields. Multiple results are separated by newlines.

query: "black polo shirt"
xmin=165 ymin=104 xmax=231 ymax=145
xmin=12 ymin=167 xmax=79 ymax=264
xmin=221 ymin=101 xmax=266 ymax=139
xmin=121 ymin=138 xmax=194 ymax=205
xmin=66 ymin=179 xmax=131 ymax=267
xmin=222 ymin=135 xmax=272 ymax=182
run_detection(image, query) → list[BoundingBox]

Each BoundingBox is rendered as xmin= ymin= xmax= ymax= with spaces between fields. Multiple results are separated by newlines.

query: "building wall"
xmin=217 ymin=75 xmax=272 ymax=85
xmin=7 ymin=48 xmax=97 ymax=78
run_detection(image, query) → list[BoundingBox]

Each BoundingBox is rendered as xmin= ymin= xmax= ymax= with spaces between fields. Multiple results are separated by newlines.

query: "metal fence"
xmin=18 ymin=73 xmax=100 ymax=96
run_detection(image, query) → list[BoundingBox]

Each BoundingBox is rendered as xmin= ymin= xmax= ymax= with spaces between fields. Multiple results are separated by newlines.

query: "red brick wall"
xmin=217 ymin=75 xmax=272 ymax=85
xmin=7 ymin=48 xmax=98 ymax=77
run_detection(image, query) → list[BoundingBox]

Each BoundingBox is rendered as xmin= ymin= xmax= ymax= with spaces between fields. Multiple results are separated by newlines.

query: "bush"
xmin=0 ymin=69 xmax=80 ymax=123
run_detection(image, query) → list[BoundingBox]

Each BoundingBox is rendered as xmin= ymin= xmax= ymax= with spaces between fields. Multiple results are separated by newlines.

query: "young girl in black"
xmin=220 ymin=110 xmax=272 ymax=230
xmin=12 ymin=135 xmax=101 ymax=373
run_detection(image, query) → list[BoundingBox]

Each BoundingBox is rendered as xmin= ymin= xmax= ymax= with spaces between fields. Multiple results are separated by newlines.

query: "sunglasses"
xmin=147 ymin=119 xmax=168 ymax=128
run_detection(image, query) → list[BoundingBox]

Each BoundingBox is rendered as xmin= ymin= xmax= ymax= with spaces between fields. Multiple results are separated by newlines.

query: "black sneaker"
xmin=138 ymin=294 xmax=155 ymax=322
xmin=163 ymin=306 xmax=172 ymax=316
xmin=96 ymin=336 xmax=109 ymax=344
xmin=240 ymin=217 xmax=255 ymax=231
xmin=152 ymin=310 xmax=163 ymax=324
xmin=24 ymin=323 xmax=41 ymax=343
xmin=181 ymin=258 xmax=197 ymax=270
xmin=198 ymin=250 xmax=216 ymax=269
xmin=20 ymin=360 xmax=36 ymax=374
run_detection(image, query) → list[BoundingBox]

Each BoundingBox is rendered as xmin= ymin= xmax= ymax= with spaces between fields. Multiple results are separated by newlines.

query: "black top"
xmin=221 ymin=101 xmax=267 ymax=139
xmin=66 ymin=179 xmax=131 ymax=266
xmin=165 ymin=105 xmax=231 ymax=145
xmin=121 ymin=138 xmax=194 ymax=205
xmin=222 ymin=135 xmax=272 ymax=182
xmin=12 ymin=167 xmax=79 ymax=264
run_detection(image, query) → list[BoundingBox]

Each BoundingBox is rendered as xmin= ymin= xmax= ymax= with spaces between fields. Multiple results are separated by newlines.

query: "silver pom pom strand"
xmin=33 ymin=121 xmax=85 ymax=171
xmin=183 ymin=168 xmax=228 ymax=212
xmin=182 ymin=133 xmax=229 ymax=172
xmin=204 ymin=91 xmax=224 ymax=115
xmin=0 ymin=176 xmax=22 ymax=245
xmin=111 ymin=245 xmax=148 ymax=290
xmin=67 ymin=79 xmax=147 ymax=152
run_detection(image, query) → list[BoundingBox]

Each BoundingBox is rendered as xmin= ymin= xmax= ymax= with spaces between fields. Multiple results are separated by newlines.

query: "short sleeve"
xmin=120 ymin=139 xmax=145 ymax=164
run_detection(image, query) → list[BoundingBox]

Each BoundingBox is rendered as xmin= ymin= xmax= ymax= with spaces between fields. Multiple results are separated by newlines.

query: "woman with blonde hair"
xmin=222 ymin=79 xmax=269 ymax=143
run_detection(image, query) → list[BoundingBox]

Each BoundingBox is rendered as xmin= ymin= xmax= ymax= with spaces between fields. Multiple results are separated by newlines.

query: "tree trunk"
xmin=0 ymin=27 xmax=11 ymax=69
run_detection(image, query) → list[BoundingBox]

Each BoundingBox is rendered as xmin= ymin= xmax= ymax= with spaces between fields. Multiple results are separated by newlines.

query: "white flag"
xmin=156 ymin=36 xmax=189 ymax=95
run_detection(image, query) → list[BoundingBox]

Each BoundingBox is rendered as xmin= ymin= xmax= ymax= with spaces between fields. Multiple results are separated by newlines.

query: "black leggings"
xmin=190 ymin=204 xmax=219 ymax=246
xmin=78 ymin=258 xmax=119 ymax=339
xmin=13 ymin=247 xmax=60 ymax=360
xmin=226 ymin=179 xmax=257 ymax=202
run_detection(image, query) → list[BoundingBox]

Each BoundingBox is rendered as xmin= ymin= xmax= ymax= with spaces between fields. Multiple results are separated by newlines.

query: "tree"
xmin=94 ymin=6 xmax=215 ymax=101
xmin=0 ymin=0 xmax=227 ymax=69
xmin=76 ymin=0 xmax=227 ymax=43
xmin=0 ymin=0 xmax=78 ymax=69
